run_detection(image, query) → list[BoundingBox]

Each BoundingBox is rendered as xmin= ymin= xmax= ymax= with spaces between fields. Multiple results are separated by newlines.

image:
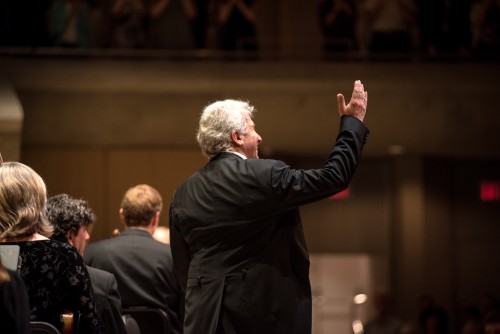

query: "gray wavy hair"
xmin=196 ymin=99 xmax=255 ymax=158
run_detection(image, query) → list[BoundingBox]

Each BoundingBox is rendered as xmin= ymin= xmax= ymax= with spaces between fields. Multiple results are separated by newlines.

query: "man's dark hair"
xmin=46 ymin=194 xmax=95 ymax=243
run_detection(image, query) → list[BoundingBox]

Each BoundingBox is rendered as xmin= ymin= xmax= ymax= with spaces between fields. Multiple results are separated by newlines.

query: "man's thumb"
xmin=337 ymin=94 xmax=345 ymax=113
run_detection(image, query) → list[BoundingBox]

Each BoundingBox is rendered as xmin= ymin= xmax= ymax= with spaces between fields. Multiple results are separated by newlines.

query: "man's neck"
xmin=127 ymin=226 xmax=154 ymax=236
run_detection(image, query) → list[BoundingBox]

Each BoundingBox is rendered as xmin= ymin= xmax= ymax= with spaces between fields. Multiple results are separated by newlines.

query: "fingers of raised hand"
xmin=352 ymin=80 xmax=367 ymax=105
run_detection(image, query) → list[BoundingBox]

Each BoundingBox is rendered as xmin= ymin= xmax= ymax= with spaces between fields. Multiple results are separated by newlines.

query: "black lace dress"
xmin=3 ymin=239 xmax=99 ymax=333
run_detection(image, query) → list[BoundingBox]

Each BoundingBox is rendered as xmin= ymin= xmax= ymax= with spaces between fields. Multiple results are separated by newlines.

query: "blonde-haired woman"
xmin=0 ymin=161 xmax=99 ymax=333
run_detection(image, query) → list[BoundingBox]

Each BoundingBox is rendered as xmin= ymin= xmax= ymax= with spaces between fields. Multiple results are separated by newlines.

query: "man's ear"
xmin=231 ymin=131 xmax=243 ymax=147
xmin=66 ymin=230 xmax=75 ymax=246
xmin=119 ymin=208 xmax=126 ymax=226
xmin=151 ymin=211 xmax=160 ymax=228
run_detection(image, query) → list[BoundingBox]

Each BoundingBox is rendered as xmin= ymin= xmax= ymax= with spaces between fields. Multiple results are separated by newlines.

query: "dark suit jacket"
xmin=169 ymin=116 xmax=369 ymax=334
xmin=84 ymin=229 xmax=183 ymax=334
xmin=0 ymin=268 xmax=31 ymax=334
xmin=87 ymin=266 xmax=127 ymax=334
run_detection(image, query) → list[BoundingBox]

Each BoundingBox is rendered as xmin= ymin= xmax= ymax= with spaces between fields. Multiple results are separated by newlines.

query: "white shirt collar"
xmin=224 ymin=151 xmax=247 ymax=159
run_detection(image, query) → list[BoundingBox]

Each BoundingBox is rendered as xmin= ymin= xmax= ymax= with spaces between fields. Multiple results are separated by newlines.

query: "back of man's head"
xmin=120 ymin=184 xmax=163 ymax=228
xmin=46 ymin=194 xmax=95 ymax=243
xmin=196 ymin=99 xmax=255 ymax=158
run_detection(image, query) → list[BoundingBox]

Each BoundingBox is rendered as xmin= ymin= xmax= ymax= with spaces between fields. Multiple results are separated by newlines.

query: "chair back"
xmin=30 ymin=322 xmax=61 ymax=334
xmin=28 ymin=312 xmax=75 ymax=334
xmin=122 ymin=306 xmax=170 ymax=334
xmin=0 ymin=244 xmax=21 ymax=273
xmin=123 ymin=314 xmax=141 ymax=334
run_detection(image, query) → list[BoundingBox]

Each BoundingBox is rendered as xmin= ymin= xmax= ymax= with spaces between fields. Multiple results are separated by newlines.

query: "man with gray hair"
xmin=170 ymin=80 xmax=369 ymax=334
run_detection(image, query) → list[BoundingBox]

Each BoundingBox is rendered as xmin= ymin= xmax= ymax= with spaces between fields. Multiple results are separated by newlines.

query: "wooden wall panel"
xmin=21 ymin=147 xmax=206 ymax=241
xmin=21 ymin=148 xmax=106 ymax=238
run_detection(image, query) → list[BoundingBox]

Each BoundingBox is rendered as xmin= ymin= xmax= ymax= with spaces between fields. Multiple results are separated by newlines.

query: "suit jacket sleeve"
xmin=169 ymin=200 xmax=190 ymax=294
xmin=88 ymin=267 xmax=128 ymax=334
xmin=271 ymin=115 xmax=369 ymax=207
xmin=103 ymin=273 xmax=127 ymax=334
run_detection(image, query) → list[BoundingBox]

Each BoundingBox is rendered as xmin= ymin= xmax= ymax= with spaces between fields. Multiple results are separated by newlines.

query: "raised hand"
xmin=337 ymin=80 xmax=368 ymax=122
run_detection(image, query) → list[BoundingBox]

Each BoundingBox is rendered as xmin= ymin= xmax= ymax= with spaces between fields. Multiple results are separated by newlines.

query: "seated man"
xmin=47 ymin=194 xmax=128 ymax=334
xmin=84 ymin=184 xmax=183 ymax=334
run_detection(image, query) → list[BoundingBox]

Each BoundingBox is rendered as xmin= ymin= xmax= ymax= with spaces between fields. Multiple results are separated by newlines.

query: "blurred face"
xmin=68 ymin=225 xmax=90 ymax=255
xmin=486 ymin=323 xmax=500 ymax=334
xmin=239 ymin=115 xmax=262 ymax=159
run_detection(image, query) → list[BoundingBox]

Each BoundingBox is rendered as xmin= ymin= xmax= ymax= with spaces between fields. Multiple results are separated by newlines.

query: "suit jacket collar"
xmin=121 ymin=228 xmax=153 ymax=238
xmin=210 ymin=151 xmax=245 ymax=162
